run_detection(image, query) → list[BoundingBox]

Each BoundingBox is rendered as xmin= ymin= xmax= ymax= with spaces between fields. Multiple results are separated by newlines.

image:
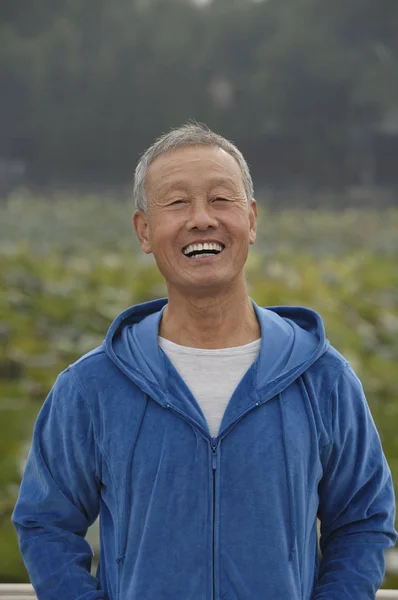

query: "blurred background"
xmin=0 ymin=0 xmax=397 ymax=589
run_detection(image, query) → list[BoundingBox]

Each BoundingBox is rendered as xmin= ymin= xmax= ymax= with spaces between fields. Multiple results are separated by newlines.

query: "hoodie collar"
xmin=103 ymin=297 xmax=329 ymax=435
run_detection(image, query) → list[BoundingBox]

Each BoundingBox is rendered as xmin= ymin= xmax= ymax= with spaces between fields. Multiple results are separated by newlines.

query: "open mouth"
xmin=182 ymin=242 xmax=225 ymax=259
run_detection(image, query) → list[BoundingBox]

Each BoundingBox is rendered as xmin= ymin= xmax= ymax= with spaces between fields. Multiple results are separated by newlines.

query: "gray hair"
xmin=133 ymin=121 xmax=254 ymax=212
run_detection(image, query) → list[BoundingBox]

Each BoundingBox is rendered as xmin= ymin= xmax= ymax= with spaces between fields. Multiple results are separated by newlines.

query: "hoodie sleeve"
xmin=11 ymin=368 xmax=105 ymax=600
xmin=313 ymin=364 xmax=397 ymax=600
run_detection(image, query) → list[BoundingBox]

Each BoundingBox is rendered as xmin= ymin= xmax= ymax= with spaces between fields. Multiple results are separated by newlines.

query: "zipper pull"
xmin=211 ymin=439 xmax=217 ymax=469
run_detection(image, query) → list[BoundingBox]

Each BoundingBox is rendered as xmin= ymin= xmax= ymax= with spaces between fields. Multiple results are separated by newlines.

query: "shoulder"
xmin=307 ymin=345 xmax=350 ymax=379
xmin=301 ymin=345 xmax=360 ymax=441
xmin=304 ymin=344 xmax=351 ymax=395
xmin=307 ymin=344 xmax=366 ymax=398
xmin=65 ymin=343 xmax=121 ymax=398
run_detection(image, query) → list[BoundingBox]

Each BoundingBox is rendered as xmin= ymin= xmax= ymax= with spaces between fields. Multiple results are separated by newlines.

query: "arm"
xmin=11 ymin=369 xmax=105 ymax=600
xmin=313 ymin=364 xmax=397 ymax=600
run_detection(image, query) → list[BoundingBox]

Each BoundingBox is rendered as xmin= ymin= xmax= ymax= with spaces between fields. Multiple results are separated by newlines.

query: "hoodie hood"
xmin=103 ymin=297 xmax=330 ymax=438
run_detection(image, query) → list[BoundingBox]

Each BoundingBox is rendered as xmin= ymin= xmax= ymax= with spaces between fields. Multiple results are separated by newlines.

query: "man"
xmin=12 ymin=122 xmax=397 ymax=600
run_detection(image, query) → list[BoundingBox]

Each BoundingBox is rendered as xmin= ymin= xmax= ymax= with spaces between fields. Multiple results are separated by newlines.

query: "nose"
xmin=185 ymin=199 xmax=218 ymax=231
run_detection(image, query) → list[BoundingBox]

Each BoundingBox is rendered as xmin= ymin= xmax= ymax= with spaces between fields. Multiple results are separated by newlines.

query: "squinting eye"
xmin=214 ymin=197 xmax=228 ymax=202
xmin=171 ymin=199 xmax=186 ymax=205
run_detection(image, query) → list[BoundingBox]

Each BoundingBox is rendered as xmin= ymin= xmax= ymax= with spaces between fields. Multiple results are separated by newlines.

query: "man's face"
xmin=133 ymin=144 xmax=257 ymax=296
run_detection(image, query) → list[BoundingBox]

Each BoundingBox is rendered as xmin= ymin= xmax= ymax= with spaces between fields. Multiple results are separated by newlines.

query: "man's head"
xmin=133 ymin=122 xmax=257 ymax=297
xmin=133 ymin=122 xmax=254 ymax=212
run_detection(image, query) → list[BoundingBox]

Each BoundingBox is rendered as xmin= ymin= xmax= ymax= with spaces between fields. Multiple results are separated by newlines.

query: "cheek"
xmin=150 ymin=219 xmax=181 ymax=253
xmin=226 ymin=213 xmax=252 ymax=237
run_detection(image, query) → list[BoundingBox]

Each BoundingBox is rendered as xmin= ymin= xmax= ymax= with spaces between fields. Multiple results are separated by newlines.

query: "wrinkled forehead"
xmin=146 ymin=145 xmax=245 ymax=195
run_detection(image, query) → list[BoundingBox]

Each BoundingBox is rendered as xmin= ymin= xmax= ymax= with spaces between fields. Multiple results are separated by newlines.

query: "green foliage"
xmin=1 ymin=193 xmax=397 ymax=585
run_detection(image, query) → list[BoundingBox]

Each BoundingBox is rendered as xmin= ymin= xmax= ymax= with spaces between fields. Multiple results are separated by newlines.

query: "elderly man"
xmin=12 ymin=123 xmax=397 ymax=600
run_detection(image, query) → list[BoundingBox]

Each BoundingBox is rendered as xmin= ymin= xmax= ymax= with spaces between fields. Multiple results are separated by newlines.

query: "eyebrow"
xmin=161 ymin=177 xmax=238 ymax=195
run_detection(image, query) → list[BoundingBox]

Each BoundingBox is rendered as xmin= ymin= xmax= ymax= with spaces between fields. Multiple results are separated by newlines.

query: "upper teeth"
xmin=183 ymin=242 xmax=224 ymax=255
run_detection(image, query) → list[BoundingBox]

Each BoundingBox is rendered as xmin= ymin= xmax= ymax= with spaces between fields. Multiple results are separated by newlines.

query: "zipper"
xmin=115 ymin=396 xmax=265 ymax=600
xmin=206 ymin=400 xmax=265 ymax=600
xmin=162 ymin=401 xmax=264 ymax=600
xmin=116 ymin=555 xmax=125 ymax=600
xmin=211 ymin=437 xmax=218 ymax=600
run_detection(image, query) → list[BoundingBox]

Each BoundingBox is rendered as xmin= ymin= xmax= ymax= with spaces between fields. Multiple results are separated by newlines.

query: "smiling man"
xmin=133 ymin=140 xmax=259 ymax=349
xmin=12 ymin=123 xmax=397 ymax=600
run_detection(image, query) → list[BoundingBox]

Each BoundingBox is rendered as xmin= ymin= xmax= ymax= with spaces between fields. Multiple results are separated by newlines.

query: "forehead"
xmin=146 ymin=145 xmax=244 ymax=194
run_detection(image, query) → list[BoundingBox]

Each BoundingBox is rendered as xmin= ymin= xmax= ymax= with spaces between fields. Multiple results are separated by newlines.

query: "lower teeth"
xmin=192 ymin=252 xmax=216 ymax=258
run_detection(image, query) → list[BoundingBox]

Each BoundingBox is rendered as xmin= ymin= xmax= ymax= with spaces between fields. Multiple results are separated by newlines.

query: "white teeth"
xmin=183 ymin=242 xmax=224 ymax=255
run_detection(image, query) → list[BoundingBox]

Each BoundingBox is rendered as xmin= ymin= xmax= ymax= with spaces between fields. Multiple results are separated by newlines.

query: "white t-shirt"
xmin=158 ymin=336 xmax=261 ymax=438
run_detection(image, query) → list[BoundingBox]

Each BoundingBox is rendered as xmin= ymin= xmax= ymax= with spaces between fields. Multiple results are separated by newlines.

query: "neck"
xmin=159 ymin=280 xmax=261 ymax=349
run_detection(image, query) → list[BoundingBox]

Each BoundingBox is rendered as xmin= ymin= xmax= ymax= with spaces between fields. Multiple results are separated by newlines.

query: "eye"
xmin=213 ymin=197 xmax=229 ymax=202
xmin=171 ymin=199 xmax=186 ymax=205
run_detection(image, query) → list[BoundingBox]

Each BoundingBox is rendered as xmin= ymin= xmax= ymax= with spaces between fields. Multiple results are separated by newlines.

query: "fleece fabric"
xmin=12 ymin=297 xmax=397 ymax=600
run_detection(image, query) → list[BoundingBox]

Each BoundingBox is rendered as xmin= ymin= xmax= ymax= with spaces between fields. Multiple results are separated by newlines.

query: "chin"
xmin=184 ymin=276 xmax=234 ymax=292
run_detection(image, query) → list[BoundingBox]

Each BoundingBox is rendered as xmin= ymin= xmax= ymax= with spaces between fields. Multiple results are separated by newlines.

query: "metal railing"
xmin=0 ymin=584 xmax=397 ymax=599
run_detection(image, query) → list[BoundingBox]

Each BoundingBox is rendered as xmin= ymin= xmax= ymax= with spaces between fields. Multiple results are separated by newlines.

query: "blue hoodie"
xmin=12 ymin=298 xmax=397 ymax=600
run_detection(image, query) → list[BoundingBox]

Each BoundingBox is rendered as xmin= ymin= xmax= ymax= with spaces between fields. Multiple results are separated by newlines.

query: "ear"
xmin=133 ymin=210 xmax=153 ymax=254
xmin=248 ymin=199 xmax=257 ymax=245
